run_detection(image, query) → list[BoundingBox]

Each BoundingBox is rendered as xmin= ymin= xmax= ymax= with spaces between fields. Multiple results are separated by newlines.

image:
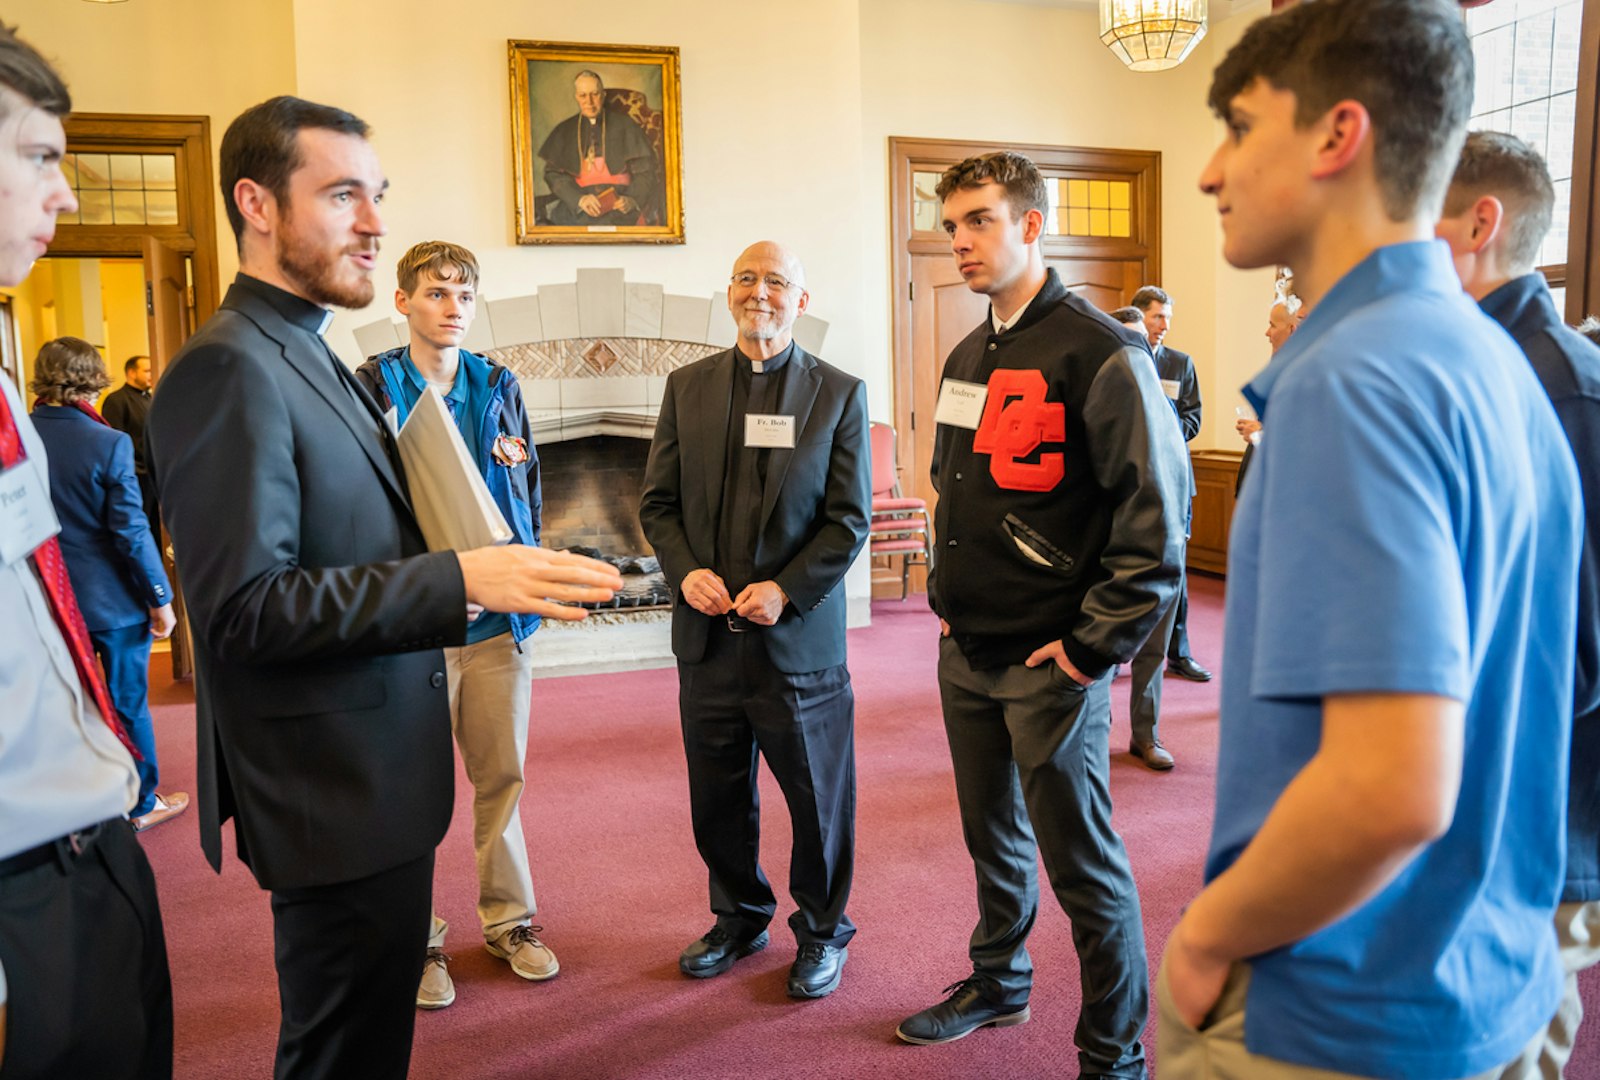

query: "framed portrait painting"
xmin=509 ymin=40 xmax=684 ymax=245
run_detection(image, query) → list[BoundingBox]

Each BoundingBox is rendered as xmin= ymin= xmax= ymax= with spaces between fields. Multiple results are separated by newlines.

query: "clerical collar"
xmin=234 ymin=273 xmax=334 ymax=336
xmin=735 ymin=340 xmax=795 ymax=375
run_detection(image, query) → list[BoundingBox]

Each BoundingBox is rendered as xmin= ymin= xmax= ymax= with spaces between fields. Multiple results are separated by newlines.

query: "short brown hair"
xmin=396 ymin=241 xmax=479 ymax=295
xmin=935 ymin=151 xmax=1048 ymax=222
xmin=1108 ymin=306 xmax=1145 ymax=326
xmin=0 ymin=23 xmax=69 ymax=120
xmin=1131 ymin=286 xmax=1170 ymax=311
xmin=1444 ymin=131 xmax=1555 ymax=274
xmin=30 ymin=337 xmax=109 ymax=404
xmin=220 ymin=96 xmax=370 ymax=248
xmin=1208 ymin=0 xmax=1472 ymax=223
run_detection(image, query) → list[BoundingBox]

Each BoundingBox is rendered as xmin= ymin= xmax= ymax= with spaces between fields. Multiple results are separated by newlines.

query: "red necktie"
xmin=0 ymin=392 xmax=139 ymax=758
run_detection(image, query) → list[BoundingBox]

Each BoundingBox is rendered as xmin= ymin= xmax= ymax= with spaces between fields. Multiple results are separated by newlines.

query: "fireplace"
xmin=350 ymin=268 xmax=833 ymax=674
xmin=536 ymin=435 xmax=670 ymax=610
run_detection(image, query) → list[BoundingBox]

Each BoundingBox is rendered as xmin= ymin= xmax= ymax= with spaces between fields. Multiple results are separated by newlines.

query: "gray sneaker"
xmin=416 ymin=947 xmax=455 ymax=1009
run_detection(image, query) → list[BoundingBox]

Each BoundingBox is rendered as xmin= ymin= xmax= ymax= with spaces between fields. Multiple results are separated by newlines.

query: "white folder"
xmin=394 ymin=387 xmax=512 ymax=551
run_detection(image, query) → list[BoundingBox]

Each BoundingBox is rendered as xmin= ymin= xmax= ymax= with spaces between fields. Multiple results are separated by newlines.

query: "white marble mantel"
xmin=352 ymin=268 xmax=831 ymax=444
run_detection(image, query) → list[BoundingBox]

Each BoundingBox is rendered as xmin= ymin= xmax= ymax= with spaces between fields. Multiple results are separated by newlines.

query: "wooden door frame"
xmin=888 ymin=136 xmax=1162 ymax=488
xmin=1567 ymin=0 xmax=1600 ymax=322
xmin=53 ymin=113 xmax=221 ymax=354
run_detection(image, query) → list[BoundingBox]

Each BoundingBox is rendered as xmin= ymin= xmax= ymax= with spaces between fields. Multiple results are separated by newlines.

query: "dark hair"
xmin=1208 ymin=0 xmax=1473 ymax=222
xmin=1444 ymin=131 xmax=1555 ymax=273
xmin=30 ymin=337 xmax=109 ymax=404
xmin=0 ymin=23 xmax=69 ymax=120
xmin=219 ymin=96 xmax=370 ymax=247
xmin=124 ymin=354 xmax=149 ymax=374
xmin=935 ymin=151 xmax=1048 ymax=222
xmin=1108 ymin=306 xmax=1145 ymax=326
xmin=1130 ymin=286 xmax=1170 ymax=311
xmin=1577 ymin=316 xmax=1600 ymax=346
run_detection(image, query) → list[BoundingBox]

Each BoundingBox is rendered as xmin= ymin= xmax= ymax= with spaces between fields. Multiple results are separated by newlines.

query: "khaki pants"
xmin=1157 ymin=959 xmax=1521 ymax=1080
xmin=1495 ymin=900 xmax=1600 ymax=1080
xmin=428 ymin=630 xmax=538 ymax=948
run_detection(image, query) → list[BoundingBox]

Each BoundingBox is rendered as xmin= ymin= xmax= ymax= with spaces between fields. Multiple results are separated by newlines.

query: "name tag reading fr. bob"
xmin=745 ymin=414 xmax=796 ymax=449
xmin=935 ymin=378 xmax=989 ymax=430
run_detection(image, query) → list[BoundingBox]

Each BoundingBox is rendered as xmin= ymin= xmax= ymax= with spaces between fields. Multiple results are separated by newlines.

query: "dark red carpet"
xmin=139 ymin=578 xmax=1600 ymax=1078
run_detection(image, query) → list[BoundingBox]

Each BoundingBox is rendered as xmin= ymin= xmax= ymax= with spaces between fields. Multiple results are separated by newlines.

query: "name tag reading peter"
xmin=0 ymin=459 xmax=61 ymax=566
xmin=935 ymin=378 xmax=989 ymax=430
xmin=745 ymin=414 xmax=796 ymax=449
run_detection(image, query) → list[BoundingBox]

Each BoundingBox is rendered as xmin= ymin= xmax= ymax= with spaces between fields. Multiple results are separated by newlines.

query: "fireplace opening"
xmin=536 ymin=435 xmax=670 ymax=610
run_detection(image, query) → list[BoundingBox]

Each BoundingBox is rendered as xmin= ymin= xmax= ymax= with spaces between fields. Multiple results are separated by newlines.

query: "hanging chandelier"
xmin=1100 ymin=0 xmax=1209 ymax=72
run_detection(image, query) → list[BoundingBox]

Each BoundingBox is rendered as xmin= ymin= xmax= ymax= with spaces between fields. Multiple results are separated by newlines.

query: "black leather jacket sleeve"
xmin=1061 ymin=346 xmax=1189 ymax=675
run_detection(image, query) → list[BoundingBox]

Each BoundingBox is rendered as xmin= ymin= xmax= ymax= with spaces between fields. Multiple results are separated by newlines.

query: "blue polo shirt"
xmin=1210 ymin=241 xmax=1581 ymax=1078
xmin=391 ymin=348 xmax=509 ymax=645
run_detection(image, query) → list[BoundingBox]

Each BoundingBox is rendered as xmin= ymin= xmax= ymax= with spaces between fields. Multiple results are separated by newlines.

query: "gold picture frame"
xmin=509 ymin=40 xmax=684 ymax=245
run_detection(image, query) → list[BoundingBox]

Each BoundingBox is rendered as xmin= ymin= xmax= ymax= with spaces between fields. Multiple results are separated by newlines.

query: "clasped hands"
xmin=682 ymin=568 xmax=787 ymax=625
xmin=577 ymin=193 xmax=635 ymax=218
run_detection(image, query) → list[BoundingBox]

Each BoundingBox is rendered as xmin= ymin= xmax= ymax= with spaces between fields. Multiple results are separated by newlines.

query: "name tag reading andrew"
xmin=0 ymin=459 xmax=61 ymax=566
xmin=935 ymin=378 xmax=989 ymax=430
xmin=745 ymin=414 xmax=796 ymax=449
xmin=1161 ymin=378 xmax=1181 ymax=401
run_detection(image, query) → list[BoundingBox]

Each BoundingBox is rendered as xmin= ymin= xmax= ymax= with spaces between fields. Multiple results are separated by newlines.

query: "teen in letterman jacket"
xmin=929 ymin=268 xmax=1189 ymax=674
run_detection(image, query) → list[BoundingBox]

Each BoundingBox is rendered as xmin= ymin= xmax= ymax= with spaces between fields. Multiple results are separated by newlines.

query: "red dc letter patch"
xmin=972 ymin=369 xmax=1065 ymax=491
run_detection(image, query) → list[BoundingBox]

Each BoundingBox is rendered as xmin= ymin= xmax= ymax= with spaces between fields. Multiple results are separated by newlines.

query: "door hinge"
xmin=909 ymin=282 xmax=916 ymax=302
xmin=145 ymin=282 xmax=154 ymax=316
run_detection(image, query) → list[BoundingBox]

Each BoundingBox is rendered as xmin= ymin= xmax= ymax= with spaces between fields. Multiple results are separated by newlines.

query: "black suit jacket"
xmin=639 ymin=345 xmax=871 ymax=675
xmin=147 ymin=278 xmax=467 ymax=890
xmin=1155 ymin=345 xmax=1202 ymax=442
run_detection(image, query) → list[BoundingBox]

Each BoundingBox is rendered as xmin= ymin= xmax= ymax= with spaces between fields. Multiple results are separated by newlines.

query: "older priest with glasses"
xmin=641 ymin=241 xmax=871 ymax=1001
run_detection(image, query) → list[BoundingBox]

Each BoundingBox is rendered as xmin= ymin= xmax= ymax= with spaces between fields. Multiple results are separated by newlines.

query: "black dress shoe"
xmin=895 ymin=976 xmax=1030 ymax=1045
xmin=1167 ymin=655 xmax=1213 ymax=682
xmin=787 ymin=942 xmax=847 ymax=999
xmin=679 ymin=926 xmax=769 ymax=979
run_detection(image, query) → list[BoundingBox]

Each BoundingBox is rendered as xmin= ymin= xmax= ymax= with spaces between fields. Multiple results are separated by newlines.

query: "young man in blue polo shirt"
xmin=1161 ymin=2 xmax=1584 ymax=1077
xmin=1437 ymin=130 xmax=1600 ymax=1079
xmin=354 ymin=241 xmax=553 ymax=1010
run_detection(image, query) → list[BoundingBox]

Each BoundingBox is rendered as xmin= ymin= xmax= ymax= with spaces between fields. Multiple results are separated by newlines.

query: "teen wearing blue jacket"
xmin=353 ymin=242 xmax=551 ymax=1012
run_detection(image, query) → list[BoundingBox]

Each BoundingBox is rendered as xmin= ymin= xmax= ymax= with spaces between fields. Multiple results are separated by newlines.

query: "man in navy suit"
xmin=1131 ymin=285 xmax=1212 ymax=685
xmin=29 ymin=336 xmax=187 ymax=832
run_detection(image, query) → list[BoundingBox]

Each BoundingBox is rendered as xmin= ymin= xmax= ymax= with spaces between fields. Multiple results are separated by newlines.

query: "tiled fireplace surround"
xmin=350 ymin=268 xmax=831 ymax=675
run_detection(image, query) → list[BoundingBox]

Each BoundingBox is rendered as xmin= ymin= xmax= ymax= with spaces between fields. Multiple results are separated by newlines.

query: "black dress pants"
xmin=269 ymin=850 xmax=434 ymax=1080
xmin=937 ymin=636 xmax=1148 ymax=1079
xmin=0 ymin=818 xmax=172 ymax=1080
xmin=678 ymin=620 xmax=856 ymax=948
xmin=1166 ymin=563 xmax=1193 ymax=662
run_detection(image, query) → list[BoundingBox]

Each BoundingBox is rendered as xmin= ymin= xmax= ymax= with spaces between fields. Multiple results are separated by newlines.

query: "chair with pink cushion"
xmin=868 ymin=422 xmax=933 ymax=600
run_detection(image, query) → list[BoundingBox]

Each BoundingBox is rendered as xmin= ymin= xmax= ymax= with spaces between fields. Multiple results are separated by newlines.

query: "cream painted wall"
xmin=288 ymin=0 xmax=871 ymax=380
xmin=8 ymin=0 xmax=299 ymax=285
xmin=1199 ymin=5 xmax=1280 ymax=435
xmin=288 ymin=0 xmax=876 ymax=606
xmin=101 ymin=260 xmax=151 ymax=385
xmin=858 ymin=0 xmax=1277 ymax=450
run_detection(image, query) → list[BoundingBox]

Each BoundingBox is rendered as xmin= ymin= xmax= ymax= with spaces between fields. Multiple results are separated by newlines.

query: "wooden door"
xmin=143 ymin=236 xmax=195 ymax=679
xmin=889 ymin=138 xmax=1162 ymax=597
